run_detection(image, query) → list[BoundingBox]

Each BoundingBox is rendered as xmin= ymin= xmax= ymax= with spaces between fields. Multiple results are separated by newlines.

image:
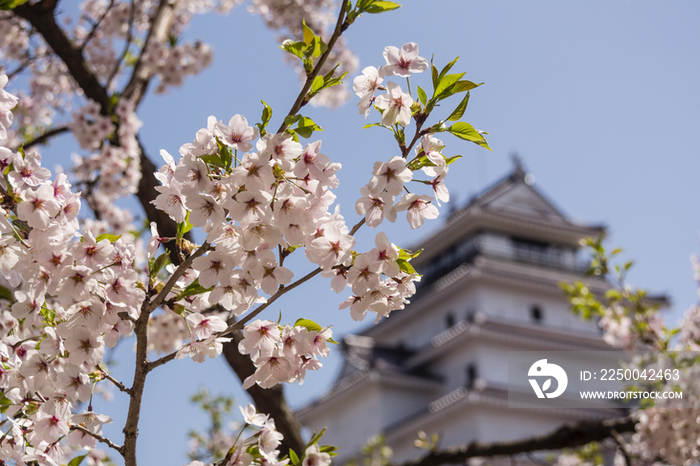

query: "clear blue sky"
xmin=39 ymin=1 xmax=700 ymax=464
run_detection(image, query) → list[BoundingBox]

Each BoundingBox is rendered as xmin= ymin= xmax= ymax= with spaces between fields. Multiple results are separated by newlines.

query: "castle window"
xmin=466 ymin=364 xmax=477 ymax=388
xmin=465 ymin=310 xmax=475 ymax=322
xmin=530 ymin=305 xmax=543 ymax=323
xmin=446 ymin=312 xmax=455 ymax=328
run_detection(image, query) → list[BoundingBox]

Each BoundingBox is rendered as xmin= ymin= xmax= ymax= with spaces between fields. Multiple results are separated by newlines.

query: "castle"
xmin=297 ymin=161 xmax=628 ymax=464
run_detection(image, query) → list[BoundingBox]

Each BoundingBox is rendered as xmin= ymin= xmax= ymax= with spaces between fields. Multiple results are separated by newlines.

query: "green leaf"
xmin=362 ymin=122 xmax=390 ymax=130
xmin=310 ymin=75 xmax=325 ymax=94
xmin=294 ymin=318 xmax=323 ymax=332
xmin=296 ymin=116 xmax=323 ymax=139
xmin=176 ymin=212 xmax=194 ymax=243
xmin=294 ymin=318 xmax=337 ymax=343
xmin=200 ymin=153 xmax=226 ymax=168
xmin=308 ymin=427 xmax=327 ymax=446
xmin=284 ymin=114 xmax=302 ymax=128
xmin=150 ymin=250 xmax=171 ymax=278
xmin=365 ymin=0 xmax=401 ymax=13
xmin=417 ymin=85 xmax=427 ymax=106
xmin=445 ymin=154 xmax=462 ymax=165
xmin=0 ymin=0 xmax=29 ymax=10
xmin=446 ymin=91 xmax=470 ymax=122
xmin=396 ymin=258 xmax=417 ymax=275
xmin=280 ymin=40 xmax=307 ymax=59
xmin=398 ymin=248 xmax=422 ymax=260
xmin=431 ymin=56 xmax=439 ymax=90
xmin=95 ymin=233 xmax=122 ymax=243
xmin=66 ymin=454 xmax=88 ymax=466
xmin=434 ymin=72 xmax=465 ymax=99
xmin=448 ymin=122 xmax=492 ymax=150
xmin=175 ymin=279 xmax=214 ymax=301
xmin=289 ymin=449 xmax=300 ymax=466
xmin=258 ymin=100 xmax=273 ymax=137
xmin=450 ymin=80 xmax=482 ymax=93
xmin=216 ymin=138 xmax=233 ymax=171
xmin=0 ymin=285 xmax=13 ymax=303
xmin=302 ymin=19 xmax=314 ymax=45
xmin=438 ymin=56 xmax=460 ymax=83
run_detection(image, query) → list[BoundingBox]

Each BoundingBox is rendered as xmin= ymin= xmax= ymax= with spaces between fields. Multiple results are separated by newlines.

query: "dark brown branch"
xmin=135 ymin=137 xmax=191 ymax=264
xmin=14 ymin=0 xmax=111 ymax=112
xmin=21 ymin=125 xmax=70 ymax=150
xmin=148 ymin=216 xmax=365 ymax=371
xmin=121 ymin=0 xmax=176 ymax=107
xmin=70 ymin=424 xmax=124 ymax=454
xmin=122 ymin=295 xmax=153 ymax=466
xmin=222 ymin=324 xmax=306 ymax=457
xmin=397 ymin=416 xmax=637 ymax=466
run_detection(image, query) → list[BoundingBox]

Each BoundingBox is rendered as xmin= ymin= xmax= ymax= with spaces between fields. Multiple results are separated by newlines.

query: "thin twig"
xmin=610 ymin=430 xmax=632 ymax=466
xmin=70 ymin=424 xmax=124 ymax=454
xmin=21 ymin=125 xmax=70 ymax=150
xmin=121 ymin=0 xmax=176 ymax=107
xmin=147 ymin=217 xmax=366 ymax=372
xmin=79 ymin=0 xmax=116 ymax=51
xmin=144 ymin=242 xmax=212 ymax=314
xmin=107 ymin=0 xmax=136 ymax=89
xmin=275 ymin=0 xmax=350 ymax=134
xmin=101 ymin=370 xmax=131 ymax=395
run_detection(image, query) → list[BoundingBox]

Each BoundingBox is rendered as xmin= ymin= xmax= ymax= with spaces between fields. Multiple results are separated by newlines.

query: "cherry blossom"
xmin=383 ymin=42 xmax=429 ymax=77
xmin=374 ymin=82 xmax=414 ymax=127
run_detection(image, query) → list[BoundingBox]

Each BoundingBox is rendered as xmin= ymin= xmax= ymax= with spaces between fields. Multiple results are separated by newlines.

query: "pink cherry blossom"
xmin=383 ymin=42 xmax=429 ymax=77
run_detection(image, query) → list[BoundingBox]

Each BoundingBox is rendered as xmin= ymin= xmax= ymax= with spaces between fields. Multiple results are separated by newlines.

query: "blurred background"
xmin=36 ymin=1 xmax=700 ymax=464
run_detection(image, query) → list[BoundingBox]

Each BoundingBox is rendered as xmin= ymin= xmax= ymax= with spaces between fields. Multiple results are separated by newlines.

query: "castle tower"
xmin=297 ymin=163 xmax=627 ymax=464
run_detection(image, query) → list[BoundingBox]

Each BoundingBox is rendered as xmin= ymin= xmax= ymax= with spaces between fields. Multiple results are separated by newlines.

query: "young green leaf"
xmin=362 ymin=122 xmax=389 ymax=130
xmin=310 ymin=75 xmax=325 ymax=94
xmin=95 ymin=233 xmax=122 ymax=243
xmin=448 ymin=122 xmax=492 ymax=150
xmin=438 ymin=56 xmax=460 ymax=82
xmin=175 ymin=279 xmax=214 ymax=302
xmin=259 ymin=100 xmax=273 ymax=136
xmin=289 ymin=449 xmax=300 ymax=466
xmin=434 ymin=72 xmax=465 ymax=100
xmin=302 ymin=19 xmax=314 ymax=45
xmin=0 ymin=285 xmax=14 ymax=303
xmin=176 ymin=212 xmax=194 ymax=241
xmin=417 ymin=85 xmax=427 ymax=106
xmin=200 ymin=153 xmax=226 ymax=168
xmin=0 ymin=0 xmax=30 ymax=10
xmin=364 ymin=0 xmax=401 ymax=13
xmin=280 ymin=40 xmax=306 ymax=59
xmin=67 ymin=454 xmax=88 ymax=466
xmin=150 ymin=250 xmax=171 ymax=278
xmin=431 ymin=56 xmax=439 ymax=90
xmin=447 ymin=91 xmax=470 ymax=122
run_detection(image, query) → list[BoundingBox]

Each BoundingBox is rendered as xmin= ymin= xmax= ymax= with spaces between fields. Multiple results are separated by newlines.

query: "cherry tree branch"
xmin=276 ymin=0 xmax=350 ymax=134
xmin=221 ymin=320 xmax=306 ymax=456
xmin=100 ymin=370 xmax=132 ymax=395
xmin=147 ymin=217 xmax=365 ymax=372
xmin=120 ymin=0 xmax=177 ymax=107
xmin=20 ymin=125 xmax=70 ymax=150
xmin=144 ymin=241 xmax=212 ymax=314
xmin=78 ymin=0 xmax=116 ymax=51
xmin=396 ymin=416 xmax=637 ymax=466
xmin=69 ymin=424 xmax=124 ymax=454
xmin=14 ymin=0 xmax=111 ymax=112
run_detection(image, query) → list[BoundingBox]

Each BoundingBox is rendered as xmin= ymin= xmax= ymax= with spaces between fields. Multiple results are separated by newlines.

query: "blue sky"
xmin=35 ymin=1 xmax=700 ymax=464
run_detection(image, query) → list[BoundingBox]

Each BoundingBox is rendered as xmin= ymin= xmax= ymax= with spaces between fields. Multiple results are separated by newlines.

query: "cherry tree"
xmin=0 ymin=1 xmax=697 ymax=466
